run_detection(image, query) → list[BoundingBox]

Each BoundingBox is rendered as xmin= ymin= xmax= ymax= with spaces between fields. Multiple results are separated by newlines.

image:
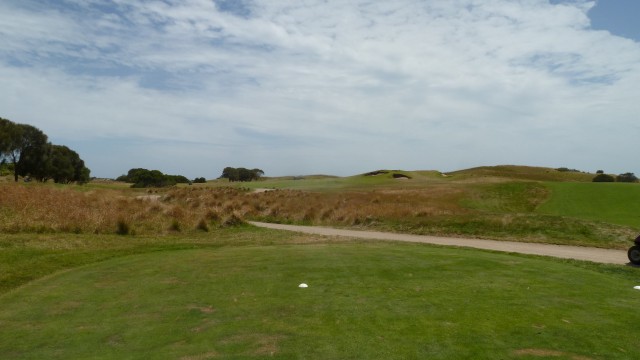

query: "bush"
xmin=220 ymin=167 xmax=264 ymax=182
xmin=119 ymin=168 xmax=191 ymax=188
xmin=193 ymin=177 xmax=207 ymax=183
xmin=166 ymin=175 xmax=190 ymax=184
xmin=592 ymin=174 xmax=615 ymax=182
xmin=556 ymin=167 xmax=581 ymax=173
xmin=616 ymin=173 xmax=638 ymax=183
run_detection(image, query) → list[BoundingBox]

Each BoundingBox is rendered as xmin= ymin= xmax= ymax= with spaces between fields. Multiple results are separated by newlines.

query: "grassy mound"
xmin=0 ymin=243 xmax=638 ymax=359
xmin=448 ymin=165 xmax=595 ymax=182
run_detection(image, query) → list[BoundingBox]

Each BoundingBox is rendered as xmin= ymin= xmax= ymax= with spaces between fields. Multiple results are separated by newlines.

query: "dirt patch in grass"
xmin=252 ymin=188 xmax=276 ymax=193
xmin=135 ymin=194 xmax=162 ymax=201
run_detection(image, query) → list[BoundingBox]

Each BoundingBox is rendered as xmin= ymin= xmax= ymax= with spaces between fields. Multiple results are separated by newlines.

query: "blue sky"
xmin=1 ymin=0 xmax=639 ymax=179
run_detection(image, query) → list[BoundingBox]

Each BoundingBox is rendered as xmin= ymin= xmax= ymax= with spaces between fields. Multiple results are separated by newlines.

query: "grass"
xmin=0 ymin=226 xmax=315 ymax=295
xmin=2 ymin=168 xmax=638 ymax=248
xmin=538 ymin=182 xmax=640 ymax=228
xmin=462 ymin=182 xmax=549 ymax=213
xmin=1 ymin=165 xmax=640 ymax=358
xmin=1 ymin=239 xmax=639 ymax=359
xmin=0 ymin=183 xmax=251 ymax=235
xmin=209 ymin=170 xmax=444 ymax=192
xmin=448 ymin=165 xmax=595 ymax=182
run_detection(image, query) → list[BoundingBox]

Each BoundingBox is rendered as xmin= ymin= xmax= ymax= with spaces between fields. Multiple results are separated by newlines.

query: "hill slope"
xmin=447 ymin=165 xmax=595 ymax=182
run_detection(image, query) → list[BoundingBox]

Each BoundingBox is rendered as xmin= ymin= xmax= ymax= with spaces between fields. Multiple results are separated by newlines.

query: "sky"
xmin=1 ymin=0 xmax=639 ymax=179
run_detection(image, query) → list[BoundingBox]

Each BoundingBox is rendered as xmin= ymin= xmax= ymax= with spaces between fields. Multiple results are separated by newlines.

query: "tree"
xmin=46 ymin=145 xmax=91 ymax=184
xmin=1 ymin=118 xmax=23 ymax=180
xmin=220 ymin=167 xmax=264 ymax=182
xmin=1 ymin=121 xmax=48 ymax=182
xmin=238 ymin=167 xmax=254 ymax=182
xmin=220 ymin=167 xmax=240 ymax=182
xmin=119 ymin=168 xmax=147 ymax=183
xmin=19 ymin=139 xmax=52 ymax=181
xmin=1 ymin=117 xmax=90 ymax=183
xmin=0 ymin=118 xmax=16 ymax=158
xmin=252 ymin=168 xmax=265 ymax=179
xmin=616 ymin=173 xmax=638 ymax=183
xmin=118 ymin=168 xmax=188 ymax=188
xmin=131 ymin=169 xmax=174 ymax=188
xmin=592 ymin=173 xmax=615 ymax=182
xmin=165 ymin=174 xmax=190 ymax=184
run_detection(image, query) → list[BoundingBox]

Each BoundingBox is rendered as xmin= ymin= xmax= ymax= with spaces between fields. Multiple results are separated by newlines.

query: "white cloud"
xmin=0 ymin=0 xmax=639 ymax=178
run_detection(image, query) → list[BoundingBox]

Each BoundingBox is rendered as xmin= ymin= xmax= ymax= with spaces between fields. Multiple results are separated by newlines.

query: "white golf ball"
xmin=299 ymin=283 xmax=308 ymax=288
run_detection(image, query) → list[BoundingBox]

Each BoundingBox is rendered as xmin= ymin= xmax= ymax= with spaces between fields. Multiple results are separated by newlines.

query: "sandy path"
xmin=248 ymin=221 xmax=629 ymax=265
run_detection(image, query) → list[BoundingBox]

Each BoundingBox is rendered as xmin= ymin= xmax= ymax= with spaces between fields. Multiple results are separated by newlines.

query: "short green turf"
xmin=538 ymin=182 xmax=640 ymax=228
xmin=1 ymin=243 xmax=638 ymax=359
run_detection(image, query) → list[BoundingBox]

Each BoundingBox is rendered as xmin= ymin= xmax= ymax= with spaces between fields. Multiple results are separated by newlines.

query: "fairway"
xmin=1 ymin=243 xmax=638 ymax=359
xmin=538 ymin=182 xmax=640 ymax=228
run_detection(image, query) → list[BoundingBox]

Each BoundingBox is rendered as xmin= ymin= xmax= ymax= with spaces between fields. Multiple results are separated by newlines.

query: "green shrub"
xmin=616 ymin=173 xmax=638 ymax=183
xmin=592 ymin=174 xmax=615 ymax=182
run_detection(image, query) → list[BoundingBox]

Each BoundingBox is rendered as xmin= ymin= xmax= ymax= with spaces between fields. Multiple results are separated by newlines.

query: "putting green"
xmin=0 ymin=244 xmax=638 ymax=359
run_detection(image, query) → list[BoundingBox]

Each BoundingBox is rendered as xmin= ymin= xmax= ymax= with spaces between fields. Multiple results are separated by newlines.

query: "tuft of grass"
xmin=169 ymin=219 xmax=182 ymax=232
xmin=196 ymin=218 xmax=209 ymax=232
xmin=115 ymin=219 xmax=130 ymax=235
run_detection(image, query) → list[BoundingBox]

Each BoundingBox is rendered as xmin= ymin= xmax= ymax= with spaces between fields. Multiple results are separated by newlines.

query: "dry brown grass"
xmin=246 ymin=187 xmax=469 ymax=226
xmin=0 ymin=182 xmax=468 ymax=235
xmin=0 ymin=184 xmax=251 ymax=235
xmin=2 ymin=182 xmax=634 ymax=248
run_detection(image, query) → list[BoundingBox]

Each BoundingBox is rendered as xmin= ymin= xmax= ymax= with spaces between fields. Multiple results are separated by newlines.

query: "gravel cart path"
xmin=249 ymin=221 xmax=629 ymax=265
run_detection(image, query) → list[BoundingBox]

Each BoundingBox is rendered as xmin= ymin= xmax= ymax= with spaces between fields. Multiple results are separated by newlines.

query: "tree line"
xmin=219 ymin=167 xmax=264 ymax=182
xmin=117 ymin=168 xmax=194 ymax=188
xmin=593 ymin=171 xmax=638 ymax=183
xmin=0 ymin=117 xmax=90 ymax=184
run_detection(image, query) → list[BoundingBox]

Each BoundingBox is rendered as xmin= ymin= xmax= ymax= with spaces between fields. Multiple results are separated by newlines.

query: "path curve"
xmin=248 ymin=222 xmax=629 ymax=265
